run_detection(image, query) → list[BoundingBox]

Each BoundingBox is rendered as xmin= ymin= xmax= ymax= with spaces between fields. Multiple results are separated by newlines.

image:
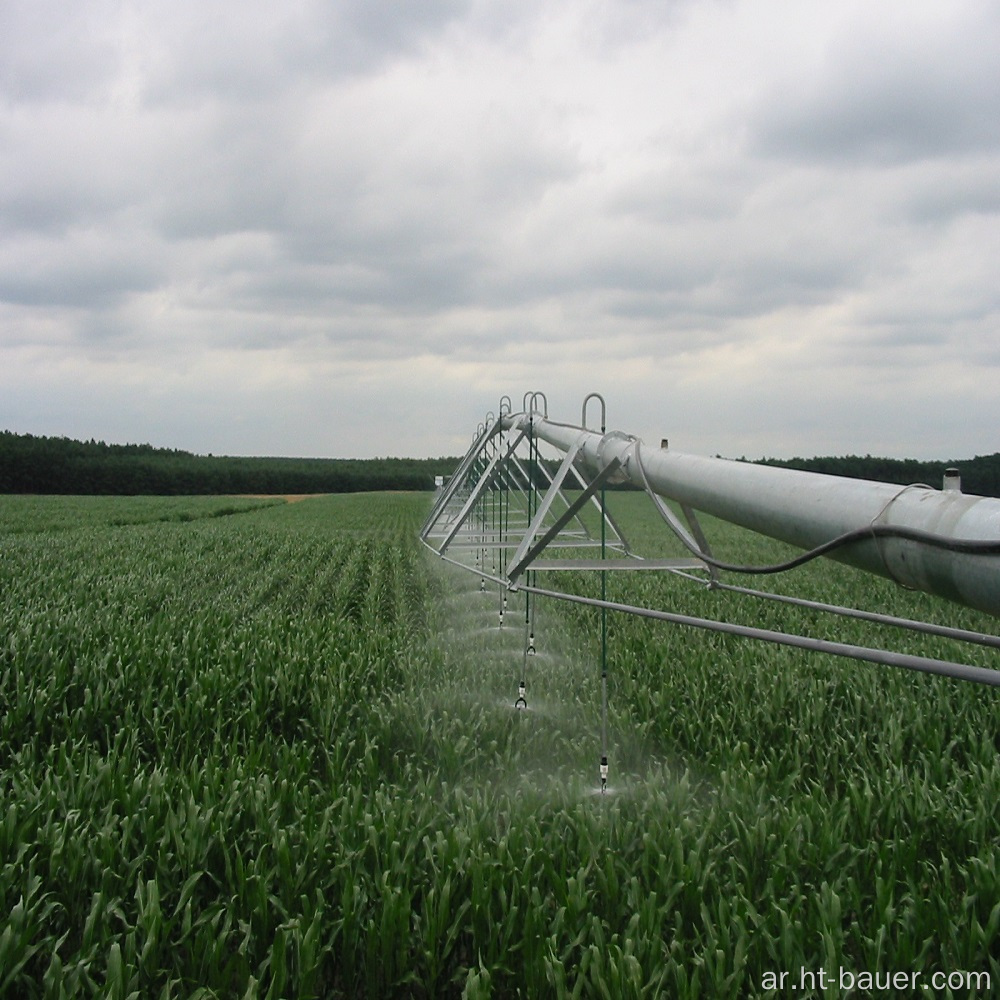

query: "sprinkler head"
xmin=527 ymin=633 xmax=535 ymax=655
xmin=600 ymin=755 xmax=609 ymax=793
xmin=498 ymin=610 xmax=504 ymax=628
xmin=515 ymin=681 xmax=527 ymax=709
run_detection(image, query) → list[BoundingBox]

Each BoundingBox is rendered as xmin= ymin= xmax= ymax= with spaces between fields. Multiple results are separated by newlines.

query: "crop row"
xmin=530 ymin=493 xmax=1000 ymax=985
xmin=2 ymin=491 xmax=998 ymax=997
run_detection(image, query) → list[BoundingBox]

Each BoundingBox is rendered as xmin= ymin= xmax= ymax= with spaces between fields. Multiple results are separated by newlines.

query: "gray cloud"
xmin=0 ymin=230 xmax=159 ymax=308
xmin=1 ymin=0 xmax=997 ymax=461
xmin=752 ymin=5 xmax=1000 ymax=164
xmin=0 ymin=0 xmax=123 ymax=103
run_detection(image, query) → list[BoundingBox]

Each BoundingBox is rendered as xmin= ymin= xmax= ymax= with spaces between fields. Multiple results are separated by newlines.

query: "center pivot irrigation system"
xmin=420 ymin=392 xmax=1000 ymax=791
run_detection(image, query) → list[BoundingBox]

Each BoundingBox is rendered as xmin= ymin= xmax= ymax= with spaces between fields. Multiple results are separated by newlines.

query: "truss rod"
xmin=711 ymin=581 xmax=1000 ymax=650
xmin=507 ymin=457 xmax=623 ymax=584
xmin=521 ymin=583 xmax=1000 ymax=687
xmin=504 ymin=412 xmax=1000 ymax=618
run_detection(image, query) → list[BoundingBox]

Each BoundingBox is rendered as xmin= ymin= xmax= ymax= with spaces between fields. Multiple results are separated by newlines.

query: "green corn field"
xmin=1 ymin=492 xmax=998 ymax=998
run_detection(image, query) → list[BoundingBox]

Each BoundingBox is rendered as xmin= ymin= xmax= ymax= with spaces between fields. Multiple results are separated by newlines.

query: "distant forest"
xmin=1 ymin=429 xmax=998 ymax=498
xmin=0 ymin=431 xmax=459 ymax=495
xmin=754 ymin=453 xmax=1000 ymax=498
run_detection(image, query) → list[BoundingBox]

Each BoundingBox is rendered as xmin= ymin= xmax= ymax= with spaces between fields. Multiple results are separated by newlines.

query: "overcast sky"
xmin=1 ymin=0 xmax=997 ymax=461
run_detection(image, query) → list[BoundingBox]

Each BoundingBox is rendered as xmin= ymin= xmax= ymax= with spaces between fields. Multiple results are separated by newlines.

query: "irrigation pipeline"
xmin=422 ymin=395 xmax=1000 ymax=717
xmin=631 ymin=444 xmax=1000 ymax=574
xmin=506 ymin=411 xmax=1000 ymax=620
xmin=421 ymin=396 xmax=1000 ymax=794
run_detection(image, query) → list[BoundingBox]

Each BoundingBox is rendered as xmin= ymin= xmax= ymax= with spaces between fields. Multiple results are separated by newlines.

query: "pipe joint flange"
xmin=597 ymin=431 xmax=638 ymax=483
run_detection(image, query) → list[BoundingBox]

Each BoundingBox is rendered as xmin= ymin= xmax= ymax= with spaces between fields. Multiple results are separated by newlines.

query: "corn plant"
xmin=1 ymin=491 xmax=998 ymax=997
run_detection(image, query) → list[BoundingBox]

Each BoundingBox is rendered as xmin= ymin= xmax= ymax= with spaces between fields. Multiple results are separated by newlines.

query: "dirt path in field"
xmin=235 ymin=494 xmax=329 ymax=503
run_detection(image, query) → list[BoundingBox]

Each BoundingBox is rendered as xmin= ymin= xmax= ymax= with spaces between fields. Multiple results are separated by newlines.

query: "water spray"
xmin=421 ymin=390 xmax=1000 ymax=794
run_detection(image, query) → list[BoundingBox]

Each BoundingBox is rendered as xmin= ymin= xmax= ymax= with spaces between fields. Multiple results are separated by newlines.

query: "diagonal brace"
xmin=505 ymin=437 xmax=587 ymax=575
xmin=507 ymin=456 xmax=623 ymax=585
xmin=432 ymin=429 xmax=526 ymax=554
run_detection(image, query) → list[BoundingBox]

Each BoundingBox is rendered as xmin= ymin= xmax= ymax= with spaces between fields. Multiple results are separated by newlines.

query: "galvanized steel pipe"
xmin=503 ymin=412 xmax=1000 ymax=618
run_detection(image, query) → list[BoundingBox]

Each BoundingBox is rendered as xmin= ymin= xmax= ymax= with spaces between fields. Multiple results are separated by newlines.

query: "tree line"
xmin=542 ymin=451 xmax=1000 ymax=498
xmin=2 ymin=429 xmax=998 ymax=498
xmin=754 ymin=452 xmax=1000 ymax=498
xmin=0 ymin=431 xmax=459 ymax=495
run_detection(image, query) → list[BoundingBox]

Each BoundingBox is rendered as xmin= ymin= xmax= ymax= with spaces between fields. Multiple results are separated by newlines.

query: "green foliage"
xmin=754 ymin=452 xmax=1000 ymax=498
xmin=0 ymin=495 xmax=283 ymax=534
xmin=1 ymin=492 xmax=998 ymax=997
xmin=0 ymin=430 xmax=459 ymax=494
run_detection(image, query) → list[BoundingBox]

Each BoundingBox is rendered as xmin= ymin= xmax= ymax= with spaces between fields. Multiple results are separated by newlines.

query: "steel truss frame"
xmin=421 ymin=394 xmax=1000 ymax=688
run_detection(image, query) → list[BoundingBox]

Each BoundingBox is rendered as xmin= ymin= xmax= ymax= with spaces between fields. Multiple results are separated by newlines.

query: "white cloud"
xmin=0 ymin=0 xmax=997 ymax=461
xmin=752 ymin=2 xmax=1000 ymax=162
